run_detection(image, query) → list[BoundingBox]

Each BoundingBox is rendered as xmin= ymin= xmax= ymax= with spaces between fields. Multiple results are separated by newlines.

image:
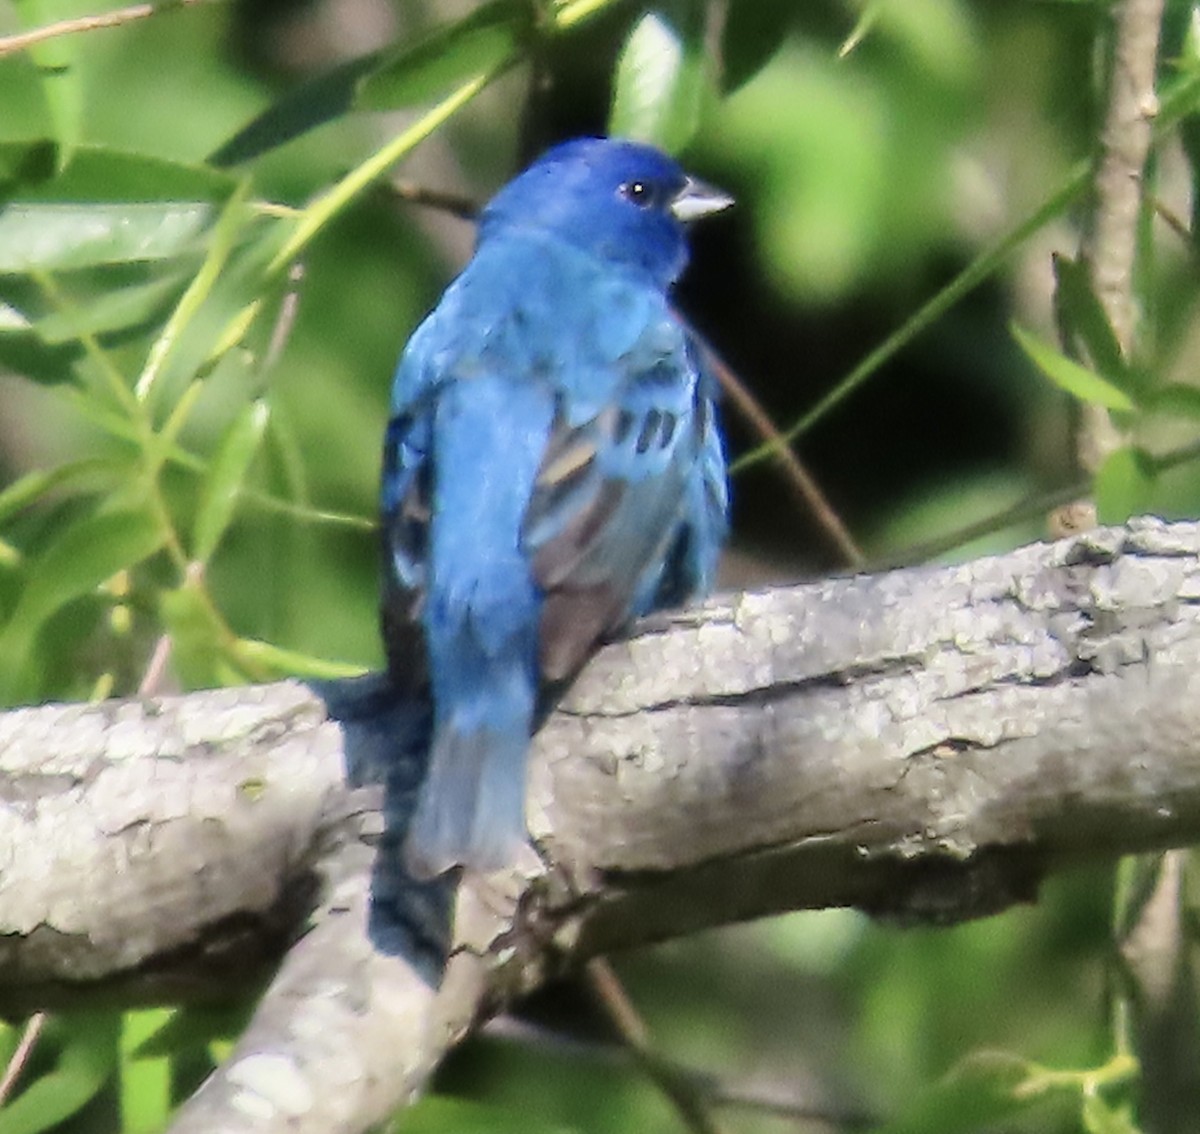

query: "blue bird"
xmin=380 ymin=137 xmax=732 ymax=878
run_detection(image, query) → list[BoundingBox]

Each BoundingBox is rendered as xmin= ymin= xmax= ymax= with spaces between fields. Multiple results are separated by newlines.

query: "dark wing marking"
xmin=645 ymin=328 xmax=729 ymax=609
xmin=521 ymin=341 xmax=704 ymax=683
xmin=379 ymin=398 xmax=436 ymax=688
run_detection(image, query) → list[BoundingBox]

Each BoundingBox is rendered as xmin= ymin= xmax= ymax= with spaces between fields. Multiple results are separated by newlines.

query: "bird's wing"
xmin=521 ymin=311 xmax=720 ymax=682
xmin=647 ymin=327 xmax=729 ymax=609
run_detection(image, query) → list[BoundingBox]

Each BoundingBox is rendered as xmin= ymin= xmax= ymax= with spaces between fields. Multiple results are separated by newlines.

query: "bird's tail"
xmin=403 ymin=690 xmax=532 ymax=879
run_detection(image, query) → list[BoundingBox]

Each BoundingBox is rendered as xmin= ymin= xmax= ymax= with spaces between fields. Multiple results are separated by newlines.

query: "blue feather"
xmin=380 ymin=138 xmax=732 ymax=877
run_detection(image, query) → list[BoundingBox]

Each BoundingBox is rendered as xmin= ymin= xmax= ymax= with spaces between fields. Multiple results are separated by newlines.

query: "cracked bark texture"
xmin=1 ymin=518 xmax=1199 ymax=1133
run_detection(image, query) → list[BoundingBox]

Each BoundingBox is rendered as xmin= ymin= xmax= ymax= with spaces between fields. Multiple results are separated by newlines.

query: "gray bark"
xmin=1 ymin=517 xmax=1199 ymax=1132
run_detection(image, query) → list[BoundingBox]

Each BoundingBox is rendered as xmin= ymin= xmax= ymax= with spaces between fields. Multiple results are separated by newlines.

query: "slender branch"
xmin=0 ymin=1014 xmax=45 ymax=1107
xmin=698 ymin=339 xmax=865 ymax=567
xmin=137 ymin=635 xmax=173 ymax=697
xmin=387 ymin=179 xmax=482 ymax=222
xmin=585 ymin=959 xmax=726 ymax=1134
xmin=0 ymin=0 xmax=222 ymax=58
xmin=1077 ymin=0 xmax=1163 ymax=472
xmin=1 ymin=519 xmax=1200 ymax=1132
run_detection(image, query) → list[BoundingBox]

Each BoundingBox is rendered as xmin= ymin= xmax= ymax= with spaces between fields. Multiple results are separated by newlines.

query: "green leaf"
xmin=1011 ymin=323 xmax=1136 ymax=411
xmin=135 ymin=179 xmax=253 ymax=402
xmin=1145 ymin=382 xmax=1200 ymax=421
xmin=127 ymin=1004 xmax=251 ymax=1061
xmin=1081 ymin=1092 xmax=1141 ymax=1134
xmin=208 ymin=52 xmax=383 ymax=168
xmin=0 ymin=140 xmax=57 ymax=188
xmin=0 ymin=505 xmax=165 ymax=683
xmin=1095 ymin=446 xmax=1157 ymax=524
xmin=719 ymin=0 xmax=793 ymax=93
xmin=209 ymin=0 xmax=530 ymax=167
xmin=159 ymin=579 xmax=233 ymax=690
xmin=4 ymin=143 xmax=235 ymax=202
xmin=11 ymin=0 xmax=84 ymax=170
xmin=0 ymin=300 xmax=31 ymax=331
xmin=609 ymin=4 xmax=708 ymax=154
xmin=0 ymin=327 xmax=82 ymax=383
xmin=267 ymin=71 xmax=497 ymax=274
xmin=1052 ymin=254 xmax=1129 ymax=390
xmin=233 ymin=637 xmax=366 ymax=680
xmin=11 ymin=272 xmax=188 ymax=345
xmin=839 ymin=0 xmax=882 ymax=56
xmin=356 ymin=0 xmax=531 ymax=111
xmin=0 ymin=203 xmax=214 ymax=272
xmin=120 ymin=1009 xmax=173 ymax=1134
xmin=0 ymin=458 xmax=127 ymax=527
xmin=191 ymin=400 xmax=270 ymax=563
xmin=0 ymin=1012 xmax=119 ymax=1134
xmin=0 ymin=145 xmax=237 ymax=273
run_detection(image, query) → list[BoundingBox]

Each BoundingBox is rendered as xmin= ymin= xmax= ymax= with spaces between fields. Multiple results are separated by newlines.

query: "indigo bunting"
xmin=381 ymin=137 xmax=732 ymax=878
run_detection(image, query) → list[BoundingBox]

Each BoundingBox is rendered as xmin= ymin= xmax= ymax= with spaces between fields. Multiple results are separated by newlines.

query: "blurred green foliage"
xmin=1 ymin=0 xmax=1200 ymax=1130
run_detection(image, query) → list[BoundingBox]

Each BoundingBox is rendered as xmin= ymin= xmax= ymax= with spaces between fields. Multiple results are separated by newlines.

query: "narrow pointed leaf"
xmin=1011 ymin=323 xmax=1136 ymax=411
xmin=0 ymin=457 xmax=126 ymax=527
xmin=121 ymin=1008 xmax=174 ymax=1134
xmin=25 ymin=272 xmax=187 ymax=344
xmin=210 ymin=0 xmax=529 ymax=166
xmin=0 ymin=145 xmax=236 ymax=271
xmin=1052 ymin=253 xmax=1129 ymax=389
xmin=609 ymin=5 xmax=708 ymax=153
xmin=355 ymin=0 xmax=530 ymax=111
xmin=192 ymin=400 xmax=270 ymax=562
xmin=9 ymin=144 xmax=235 ymax=202
xmin=0 ymin=203 xmax=214 ymax=272
xmin=233 ymin=637 xmax=366 ymax=679
xmin=12 ymin=0 xmax=84 ymax=169
xmin=159 ymin=579 xmax=233 ymax=689
xmin=1146 ymin=382 xmax=1200 ymax=421
xmin=208 ymin=52 xmax=383 ymax=167
xmin=0 ymin=506 xmax=165 ymax=676
xmin=135 ymin=180 xmax=253 ymax=401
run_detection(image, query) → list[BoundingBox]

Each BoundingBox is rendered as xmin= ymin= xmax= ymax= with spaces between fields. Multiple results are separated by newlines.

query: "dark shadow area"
xmin=309 ymin=673 xmax=454 ymax=978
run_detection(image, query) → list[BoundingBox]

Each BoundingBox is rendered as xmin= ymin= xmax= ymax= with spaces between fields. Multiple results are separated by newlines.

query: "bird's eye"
xmin=621 ymin=180 xmax=655 ymax=208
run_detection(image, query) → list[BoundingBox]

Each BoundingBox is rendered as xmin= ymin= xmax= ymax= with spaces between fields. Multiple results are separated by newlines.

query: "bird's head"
xmin=478 ymin=137 xmax=733 ymax=290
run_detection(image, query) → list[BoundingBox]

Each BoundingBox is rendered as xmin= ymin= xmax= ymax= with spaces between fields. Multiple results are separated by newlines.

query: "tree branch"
xmin=1 ymin=518 xmax=1199 ymax=1132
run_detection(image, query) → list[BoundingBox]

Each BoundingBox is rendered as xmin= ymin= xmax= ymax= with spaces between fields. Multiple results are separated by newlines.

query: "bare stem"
xmin=0 ymin=0 xmax=222 ymax=58
xmin=0 ymin=1013 xmax=45 ymax=1106
xmin=585 ymin=959 xmax=726 ymax=1134
xmin=1078 ymin=0 xmax=1164 ymax=472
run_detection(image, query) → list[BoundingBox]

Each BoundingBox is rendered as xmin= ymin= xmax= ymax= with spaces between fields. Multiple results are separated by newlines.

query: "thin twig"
xmin=1151 ymin=195 xmax=1193 ymax=249
xmin=486 ymin=1014 xmax=876 ymax=1130
xmin=137 ymin=635 xmax=174 ymax=697
xmin=585 ymin=959 xmax=726 ymax=1134
xmin=387 ymin=180 xmax=481 ymax=222
xmin=0 ymin=1013 xmax=45 ymax=1106
xmin=690 ymin=332 xmax=866 ymax=568
xmin=0 ymin=0 xmax=221 ymax=58
xmin=264 ymin=263 xmax=306 ymax=373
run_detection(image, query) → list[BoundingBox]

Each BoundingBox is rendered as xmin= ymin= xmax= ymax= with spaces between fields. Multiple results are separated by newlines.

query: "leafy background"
xmin=0 ymin=0 xmax=1198 ymax=1130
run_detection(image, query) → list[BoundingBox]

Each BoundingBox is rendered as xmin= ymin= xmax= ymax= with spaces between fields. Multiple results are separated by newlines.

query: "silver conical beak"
xmin=669 ymin=176 xmax=734 ymax=222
